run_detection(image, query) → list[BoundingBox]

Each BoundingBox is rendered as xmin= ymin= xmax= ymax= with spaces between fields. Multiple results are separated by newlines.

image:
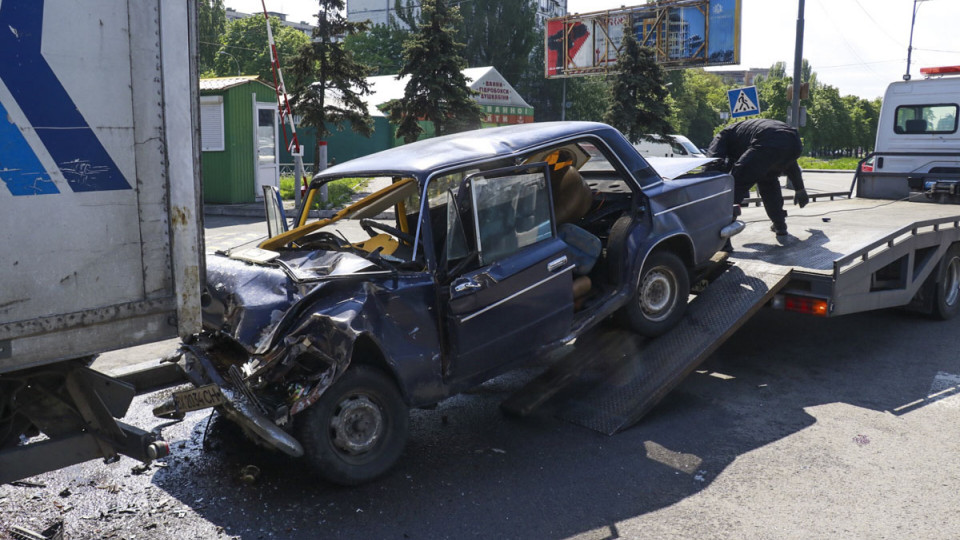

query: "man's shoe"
xmin=770 ymin=223 xmax=788 ymax=236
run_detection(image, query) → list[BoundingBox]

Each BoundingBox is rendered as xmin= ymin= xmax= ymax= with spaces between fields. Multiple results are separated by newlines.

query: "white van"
xmin=860 ymin=65 xmax=960 ymax=200
xmin=634 ymin=134 xmax=706 ymax=158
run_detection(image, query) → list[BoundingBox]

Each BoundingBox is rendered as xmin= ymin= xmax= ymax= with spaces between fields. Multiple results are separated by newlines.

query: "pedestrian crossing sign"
xmin=727 ymin=86 xmax=761 ymax=118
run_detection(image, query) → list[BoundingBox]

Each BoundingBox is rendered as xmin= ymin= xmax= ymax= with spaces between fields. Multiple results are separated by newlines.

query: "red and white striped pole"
xmin=260 ymin=1 xmax=306 ymax=204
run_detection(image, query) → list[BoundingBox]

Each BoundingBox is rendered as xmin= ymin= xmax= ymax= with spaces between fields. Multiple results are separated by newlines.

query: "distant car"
xmin=160 ymin=122 xmax=742 ymax=485
xmin=634 ymin=134 xmax=706 ymax=158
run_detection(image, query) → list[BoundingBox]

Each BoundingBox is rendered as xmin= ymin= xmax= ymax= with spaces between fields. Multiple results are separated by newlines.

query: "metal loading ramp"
xmin=502 ymin=261 xmax=791 ymax=435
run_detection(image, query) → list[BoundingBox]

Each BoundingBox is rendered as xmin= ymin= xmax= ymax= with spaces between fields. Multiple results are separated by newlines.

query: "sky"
xmin=225 ymin=0 xmax=960 ymax=100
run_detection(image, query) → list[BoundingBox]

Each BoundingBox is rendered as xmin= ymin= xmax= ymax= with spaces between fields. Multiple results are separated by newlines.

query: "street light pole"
xmin=790 ymin=0 xmax=805 ymax=130
xmin=904 ymin=0 xmax=928 ymax=81
xmin=218 ymin=50 xmax=241 ymax=76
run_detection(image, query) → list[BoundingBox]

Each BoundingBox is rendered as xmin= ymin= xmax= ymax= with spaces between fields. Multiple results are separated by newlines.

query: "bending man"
xmin=707 ymin=118 xmax=809 ymax=236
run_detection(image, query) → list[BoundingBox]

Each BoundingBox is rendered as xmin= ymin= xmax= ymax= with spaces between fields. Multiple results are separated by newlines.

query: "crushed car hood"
xmin=203 ymin=250 xmax=381 ymax=354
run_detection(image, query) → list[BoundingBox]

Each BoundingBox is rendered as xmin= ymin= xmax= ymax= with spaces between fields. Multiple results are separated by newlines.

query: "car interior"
xmin=258 ymin=138 xmax=643 ymax=315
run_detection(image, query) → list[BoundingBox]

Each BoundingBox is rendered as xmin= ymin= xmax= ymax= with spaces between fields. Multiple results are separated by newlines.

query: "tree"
xmin=342 ymin=23 xmax=409 ymax=75
xmin=805 ymin=83 xmax=850 ymax=156
xmin=288 ymin=0 xmax=374 ymax=172
xmin=458 ymin=0 xmax=537 ymax=84
xmin=384 ymin=0 xmax=485 ymax=143
xmin=603 ymin=27 xmax=672 ymax=143
xmin=754 ymin=61 xmax=791 ymax=122
xmin=215 ymin=15 xmax=308 ymax=81
xmin=514 ymin=28 xmax=566 ymax=121
xmin=197 ymin=0 xmax=226 ymax=75
xmin=665 ymin=69 xmax=728 ymax=147
xmin=568 ymin=76 xmax=611 ymax=122
xmin=392 ymin=0 xmax=420 ymax=29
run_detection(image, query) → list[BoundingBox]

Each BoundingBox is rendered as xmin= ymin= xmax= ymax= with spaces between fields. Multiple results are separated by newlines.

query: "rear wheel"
xmin=620 ymin=250 xmax=690 ymax=337
xmin=296 ymin=366 xmax=408 ymax=486
xmin=932 ymin=244 xmax=960 ymax=320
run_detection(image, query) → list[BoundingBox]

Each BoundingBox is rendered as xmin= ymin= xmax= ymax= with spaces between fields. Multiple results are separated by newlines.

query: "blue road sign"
xmin=727 ymin=86 xmax=761 ymax=119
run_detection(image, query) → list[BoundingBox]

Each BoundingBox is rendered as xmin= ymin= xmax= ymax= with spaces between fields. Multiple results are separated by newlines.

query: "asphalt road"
xmin=4 ymin=307 xmax=959 ymax=539
xmin=8 ymin=171 xmax=960 ymax=539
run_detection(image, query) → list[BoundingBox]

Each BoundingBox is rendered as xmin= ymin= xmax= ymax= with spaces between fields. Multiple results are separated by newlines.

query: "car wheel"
xmin=932 ymin=244 xmax=960 ymax=320
xmin=296 ymin=366 xmax=408 ymax=486
xmin=621 ymin=250 xmax=689 ymax=337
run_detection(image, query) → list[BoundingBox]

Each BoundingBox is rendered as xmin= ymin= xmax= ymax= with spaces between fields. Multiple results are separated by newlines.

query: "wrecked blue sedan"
xmin=162 ymin=122 xmax=742 ymax=485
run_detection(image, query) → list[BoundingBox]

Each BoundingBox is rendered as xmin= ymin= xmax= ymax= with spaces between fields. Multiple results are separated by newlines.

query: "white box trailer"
xmin=0 ymin=0 xmax=202 ymax=480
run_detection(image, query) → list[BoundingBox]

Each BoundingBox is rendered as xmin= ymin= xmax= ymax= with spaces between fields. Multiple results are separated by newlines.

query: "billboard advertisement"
xmin=545 ymin=0 xmax=741 ymax=79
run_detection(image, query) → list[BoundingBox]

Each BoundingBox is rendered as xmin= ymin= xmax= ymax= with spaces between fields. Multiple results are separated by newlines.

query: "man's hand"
xmin=794 ymin=189 xmax=809 ymax=208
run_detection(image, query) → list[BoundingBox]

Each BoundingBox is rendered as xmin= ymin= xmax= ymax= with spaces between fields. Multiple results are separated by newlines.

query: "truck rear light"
xmin=782 ymin=295 xmax=829 ymax=316
xmin=860 ymin=163 xmax=873 ymax=173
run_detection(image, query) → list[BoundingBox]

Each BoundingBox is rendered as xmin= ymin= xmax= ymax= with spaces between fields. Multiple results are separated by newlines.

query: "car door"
xmin=444 ymin=164 xmax=575 ymax=382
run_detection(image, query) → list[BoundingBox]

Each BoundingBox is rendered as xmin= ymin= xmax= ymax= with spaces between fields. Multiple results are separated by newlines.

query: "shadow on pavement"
xmin=145 ymin=307 xmax=959 ymax=539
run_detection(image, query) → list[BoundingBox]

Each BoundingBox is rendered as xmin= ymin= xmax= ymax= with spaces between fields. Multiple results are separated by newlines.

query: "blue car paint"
xmin=188 ymin=122 xmax=737 ymax=428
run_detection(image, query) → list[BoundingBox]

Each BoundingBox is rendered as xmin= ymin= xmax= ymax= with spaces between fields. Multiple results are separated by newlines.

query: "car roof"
xmin=316 ymin=121 xmax=622 ymax=179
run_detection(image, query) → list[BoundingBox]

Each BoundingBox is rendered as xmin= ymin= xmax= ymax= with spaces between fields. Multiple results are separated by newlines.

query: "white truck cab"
xmin=860 ymin=66 xmax=960 ymax=200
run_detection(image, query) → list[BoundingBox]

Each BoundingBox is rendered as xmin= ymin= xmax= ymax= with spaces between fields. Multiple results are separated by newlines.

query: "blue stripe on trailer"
xmin=0 ymin=0 xmax=131 ymax=193
xmin=0 ymin=100 xmax=59 ymax=195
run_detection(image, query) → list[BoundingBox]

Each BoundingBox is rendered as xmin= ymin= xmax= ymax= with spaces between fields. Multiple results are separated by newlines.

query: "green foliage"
xmin=197 ymin=0 xmax=226 ymax=74
xmin=215 ymin=15 xmax=308 ymax=81
xmin=342 ymin=24 xmax=409 ymax=75
xmin=567 ymin=76 xmax=611 ymax=122
xmin=279 ymin=176 xmax=367 ymax=208
xmin=288 ymin=0 xmax=374 ymax=171
xmin=603 ymin=27 xmax=672 ymax=144
xmin=754 ymin=61 xmax=791 ymax=122
xmin=796 ymin=156 xmax=861 ymax=170
xmin=392 ymin=0 xmax=421 ymax=28
xmin=385 ymin=0 xmax=485 ymax=143
xmin=804 ymin=83 xmax=851 ymax=154
xmin=458 ymin=0 xmax=537 ymax=85
xmin=665 ymin=69 xmax=728 ymax=147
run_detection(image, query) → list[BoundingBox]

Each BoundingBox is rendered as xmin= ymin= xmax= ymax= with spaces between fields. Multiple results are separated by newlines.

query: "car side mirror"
xmin=262 ymin=185 xmax=288 ymax=238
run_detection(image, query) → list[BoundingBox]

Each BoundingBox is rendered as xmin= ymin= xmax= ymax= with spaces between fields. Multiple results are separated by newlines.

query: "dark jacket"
xmin=707 ymin=118 xmax=804 ymax=189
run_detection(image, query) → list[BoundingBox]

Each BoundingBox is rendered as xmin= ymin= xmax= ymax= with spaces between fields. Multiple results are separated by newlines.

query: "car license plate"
xmin=173 ymin=384 xmax=225 ymax=413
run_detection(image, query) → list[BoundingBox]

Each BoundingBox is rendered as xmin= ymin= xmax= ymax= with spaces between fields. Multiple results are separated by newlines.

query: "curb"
xmin=801 ymin=169 xmax=856 ymax=174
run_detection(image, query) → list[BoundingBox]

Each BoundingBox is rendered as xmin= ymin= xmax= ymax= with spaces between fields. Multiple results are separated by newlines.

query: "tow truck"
xmin=503 ymin=66 xmax=960 ymax=434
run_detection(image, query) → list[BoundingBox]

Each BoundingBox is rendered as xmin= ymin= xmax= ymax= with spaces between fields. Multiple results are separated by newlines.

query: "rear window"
xmin=894 ymin=104 xmax=958 ymax=134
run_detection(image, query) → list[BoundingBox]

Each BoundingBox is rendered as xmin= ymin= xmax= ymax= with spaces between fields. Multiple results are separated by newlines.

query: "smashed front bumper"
xmin=154 ymin=344 xmax=303 ymax=458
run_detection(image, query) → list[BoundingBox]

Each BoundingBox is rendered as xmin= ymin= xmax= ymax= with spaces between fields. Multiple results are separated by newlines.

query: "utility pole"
xmin=904 ymin=0 xmax=929 ymax=81
xmin=790 ymin=0 xmax=805 ymax=130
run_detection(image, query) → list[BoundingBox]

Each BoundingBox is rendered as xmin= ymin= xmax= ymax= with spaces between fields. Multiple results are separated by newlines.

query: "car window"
xmin=468 ymin=168 xmax=553 ymax=266
xmin=894 ymin=104 xmax=958 ymax=134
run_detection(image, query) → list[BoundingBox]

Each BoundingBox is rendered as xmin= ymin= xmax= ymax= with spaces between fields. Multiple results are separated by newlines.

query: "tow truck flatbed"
xmin=504 ymin=193 xmax=960 ymax=433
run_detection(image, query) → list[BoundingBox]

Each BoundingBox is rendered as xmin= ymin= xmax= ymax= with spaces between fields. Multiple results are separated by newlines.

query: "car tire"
xmin=296 ymin=366 xmax=408 ymax=486
xmin=620 ymin=250 xmax=689 ymax=337
xmin=932 ymin=244 xmax=960 ymax=320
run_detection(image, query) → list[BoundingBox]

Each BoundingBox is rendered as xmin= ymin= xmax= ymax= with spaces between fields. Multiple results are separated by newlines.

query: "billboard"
xmin=546 ymin=0 xmax=741 ymax=79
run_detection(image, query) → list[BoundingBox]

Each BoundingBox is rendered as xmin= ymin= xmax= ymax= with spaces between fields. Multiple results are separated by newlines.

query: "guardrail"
xmin=832 ymin=216 xmax=960 ymax=281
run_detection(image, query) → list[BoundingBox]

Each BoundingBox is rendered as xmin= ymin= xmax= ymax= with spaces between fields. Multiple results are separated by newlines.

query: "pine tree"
xmin=288 ymin=0 xmax=374 ymax=171
xmin=603 ymin=24 xmax=672 ymax=144
xmin=384 ymin=0 xmax=485 ymax=143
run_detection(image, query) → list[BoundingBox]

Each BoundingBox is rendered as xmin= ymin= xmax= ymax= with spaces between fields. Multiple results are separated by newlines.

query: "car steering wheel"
xmin=360 ymin=218 xmax=415 ymax=246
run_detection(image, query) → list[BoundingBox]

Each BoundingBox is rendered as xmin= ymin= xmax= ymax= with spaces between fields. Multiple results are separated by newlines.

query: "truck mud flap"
xmin=503 ymin=261 xmax=791 ymax=435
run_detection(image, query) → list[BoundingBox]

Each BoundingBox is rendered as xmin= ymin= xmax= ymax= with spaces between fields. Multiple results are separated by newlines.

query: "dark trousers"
xmin=731 ymin=145 xmax=798 ymax=226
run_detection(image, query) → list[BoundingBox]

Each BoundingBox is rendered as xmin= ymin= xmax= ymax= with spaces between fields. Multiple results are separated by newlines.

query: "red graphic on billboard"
xmin=546 ymin=21 xmax=590 ymax=77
